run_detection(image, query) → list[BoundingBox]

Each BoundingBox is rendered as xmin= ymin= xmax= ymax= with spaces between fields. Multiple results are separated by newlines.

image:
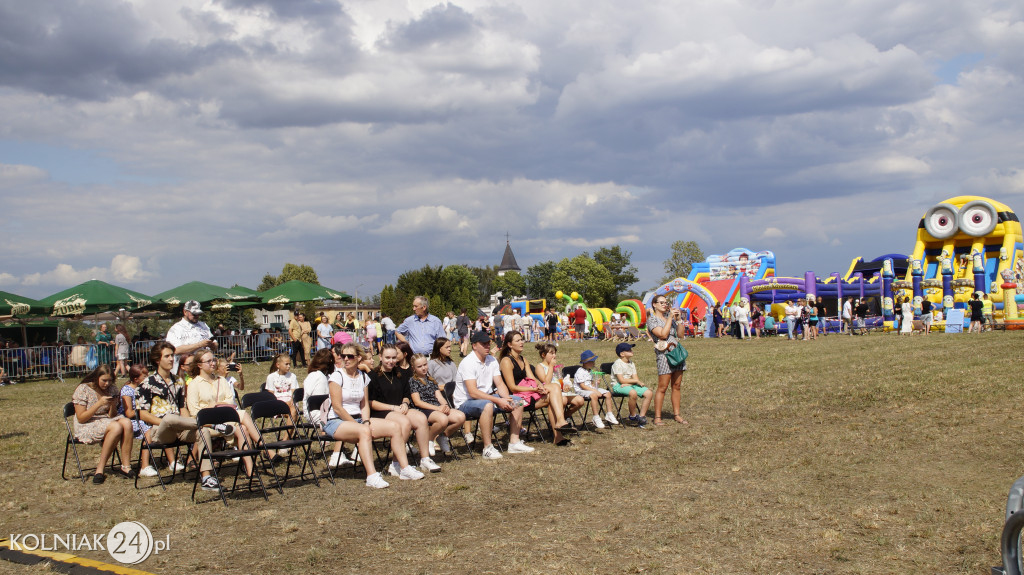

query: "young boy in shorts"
xmin=573 ymin=350 xmax=619 ymax=429
xmin=610 ymin=343 xmax=653 ymax=428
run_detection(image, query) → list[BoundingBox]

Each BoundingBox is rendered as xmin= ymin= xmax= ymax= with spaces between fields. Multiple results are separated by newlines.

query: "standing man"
xmin=396 ymin=295 xmax=445 ymax=355
xmin=842 ymin=297 xmax=853 ymax=335
xmin=518 ymin=310 xmax=532 ymax=342
xmin=380 ymin=313 xmax=397 ymax=345
xmin=982 ymin=293 xmax=994 ymax=331
xmin=921 ymin=298 xmax=933 ymax=335
xmin=854 ymin=299 xmax=870 ymax=335
xmin=573 ymin=306 xmax=587 ymax=340
xmin=456 ymin=308 xmax=471 ymax=356
xmin=288 ymin=312 xmax=312 ymax=367
xmin=165 ymin=300 xmax=217 ymax=372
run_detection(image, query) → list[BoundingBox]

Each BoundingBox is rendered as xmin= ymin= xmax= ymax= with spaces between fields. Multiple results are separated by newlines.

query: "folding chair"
xmin=133 ymin=413 xmax=194 ymax=490
xmin=519 ymin=364 xmax=552 ymax=442
xmin=241 ymin=390 xmax=276 ymax=411
xmin=250 ymin=399 xmax=319 ymax=490
xmin=291 ymin=388 xmax=318 ymax=438
xmin=442 ymin=382 xmax=475 ymax=459
xmin=61 ymin=402 xmax=121 ymax=482
xmin=600 ymin=361 xmax=630 ymax=421
xmin=191 ymin=407 xmax=269 ymax=506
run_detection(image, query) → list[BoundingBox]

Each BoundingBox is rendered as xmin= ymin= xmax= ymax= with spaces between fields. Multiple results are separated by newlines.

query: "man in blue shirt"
xmin=396 ymin=295 xmax=445 ymax=355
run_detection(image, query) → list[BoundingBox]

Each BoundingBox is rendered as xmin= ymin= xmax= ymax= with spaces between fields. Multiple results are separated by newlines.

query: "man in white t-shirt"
xmin=842 ymin=297 xmax=853 ymax=335
xmin=733 ymin=300 xmax=750 ymax=339
xmin=503 ymin=310 xmax=517 ymax=337
xmin=517 ymin=312 xmax=531 ymax=342
xmin=783 ymin=300 xmax=800 ymax=341
xmin=165 ymin=300 xmax=217 ymax=372
xmin=453 ymin=330 xmax=532 ymax=459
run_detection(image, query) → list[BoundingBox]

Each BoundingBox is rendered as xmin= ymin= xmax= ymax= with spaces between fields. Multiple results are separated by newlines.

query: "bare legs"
xmin=654 ymin=370 xmax=685 ymax=424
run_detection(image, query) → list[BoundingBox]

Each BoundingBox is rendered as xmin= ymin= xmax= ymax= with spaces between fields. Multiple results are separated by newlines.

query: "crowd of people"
xmin=68 ymin=296 xmax=692 ymax=491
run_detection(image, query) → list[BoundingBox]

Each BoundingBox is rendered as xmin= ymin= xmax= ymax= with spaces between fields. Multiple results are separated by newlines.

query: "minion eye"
xmin=924 ymin=203 xmax=959 ymax=239
xmin=957 ymin=200 xmax=997 ymax=237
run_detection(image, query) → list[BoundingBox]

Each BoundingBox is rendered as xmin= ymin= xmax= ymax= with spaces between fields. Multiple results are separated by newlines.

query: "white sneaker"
xmin=350 ymin=447 xmax=361 ymax=463
xmin=593 ymin=415 xmax=606 ymax=429
xmin=463 ymin=432 xmax=475 ymax=445
xmin=168 ymin=461 xmax=186 ymax=474
xmin=437 ymin=435 xmax=452 ymax=454
xmin=507 ymin=441 xmax=535 ymax=454
xmin=399 ymin=465 xmax=425 ymax=480
xmin=420 ymin=457 xmax=441 ymax=473
xmin=138 ymin=465 xmax=158 ymax=478
xmin=605 ymin=412 xmax=619 ymax=425
xmin=328 ymin=451 xmax=351 ymax=468
xmin=428 ymin=441 xmax=437 ymax=457
xmin=387 ymin=461 xmax=401 ymax=476
xmin=482 ymin=445 xmax=503 ymax=460
xmin=365 ymin=472 xmax=389 ymax=489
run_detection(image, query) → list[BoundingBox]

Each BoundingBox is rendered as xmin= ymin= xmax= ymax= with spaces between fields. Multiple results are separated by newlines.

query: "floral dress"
xmin=72 ymin=383 xmax=123 ymax=444
xmin=646 ymin=314 xmax=687 ymax=376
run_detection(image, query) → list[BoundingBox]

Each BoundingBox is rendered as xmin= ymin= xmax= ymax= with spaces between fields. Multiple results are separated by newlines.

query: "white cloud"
xmin=565 ymin=235 xmax=640 ymax=248
xmin=0 ymin=163 xmax=48 ymax=186
xmin=761 ymin=227 xmax=786 ymax=239
xmin=18 ymin=256 xmax=154 ymax=288
xmin=374 ymin=205 xmax=470 ymax=234
xmin=0 ymin=273 xmax=18 ymax=285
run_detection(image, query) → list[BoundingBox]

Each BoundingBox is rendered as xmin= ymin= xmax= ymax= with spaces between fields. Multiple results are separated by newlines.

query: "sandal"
xmin=555 ymin=439 xmax=574 ymax=447
xmin=673 ymin=414 xmax=687 ymax=424
xmin=555 ymin=423 xmax=576 ymax=432
xmin=92 ymin=473 xmax=106 ymax=484
xmin=653 ymin=418 xmax=665 ymax=426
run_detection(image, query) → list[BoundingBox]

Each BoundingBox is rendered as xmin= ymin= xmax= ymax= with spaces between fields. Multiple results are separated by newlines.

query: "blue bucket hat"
xmin=579 ymin=350 xmax=598 ymax=364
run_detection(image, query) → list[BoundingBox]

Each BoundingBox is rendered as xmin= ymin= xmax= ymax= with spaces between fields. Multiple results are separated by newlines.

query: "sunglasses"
xmin=340 ymin=353 xmax=358 ymax=360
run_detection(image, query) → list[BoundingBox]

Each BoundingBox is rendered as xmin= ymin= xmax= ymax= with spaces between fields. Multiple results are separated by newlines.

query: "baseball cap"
xmin=470 ymin=330 xmax=491 ymax=345
xmin=579 ymin=350 xmax=598 ymax=364
xmin=183 ymin=300 xmax=203 ymax=315
xmin=615 ymin=342 xmax=635 ymax=356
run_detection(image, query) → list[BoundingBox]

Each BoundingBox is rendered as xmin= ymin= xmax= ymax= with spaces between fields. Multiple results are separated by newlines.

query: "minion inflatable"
xmin=904 ymin=196 xmax=1023 ymax=321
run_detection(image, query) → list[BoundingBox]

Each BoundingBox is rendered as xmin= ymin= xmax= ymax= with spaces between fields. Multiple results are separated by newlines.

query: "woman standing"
xmin=113 ymin=324 xmax=130 ymax=378
xmin=900 ymin=297 xmax=914 ymax=335
xmin=95 ymin=323 xmax=113 ymax=369
xmin=712 ymin=305 xmax=725 ymax=338
xmin=71 ymin=365 xmax=134 ymax=482
xmin=646 ymin=294 xmax=687 ymax=425
xmin=750 ymin=304 xmax=763 ymax=339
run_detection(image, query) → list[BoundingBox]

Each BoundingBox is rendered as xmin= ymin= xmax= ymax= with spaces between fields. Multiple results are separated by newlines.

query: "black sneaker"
xmin=200 ymin=476 xmax=221 ymax=491
xmin=212 ymin=424 xmax=235 ymax=435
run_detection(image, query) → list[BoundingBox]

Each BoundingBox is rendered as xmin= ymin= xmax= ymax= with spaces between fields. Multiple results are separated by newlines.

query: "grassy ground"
xmin=1 ymin=331 xmax=1021 ymax=574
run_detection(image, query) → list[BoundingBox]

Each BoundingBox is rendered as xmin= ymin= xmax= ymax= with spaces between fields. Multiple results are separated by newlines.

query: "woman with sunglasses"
xmin=185 ymin=348 xmax=257 ymax=477
xmin=367 ymin=344 xmax=434 ymax=475
xmin=647 ymin=294 xmax=688 ymax=426
xmin=324 ymin=343 xmax=417 ymax=488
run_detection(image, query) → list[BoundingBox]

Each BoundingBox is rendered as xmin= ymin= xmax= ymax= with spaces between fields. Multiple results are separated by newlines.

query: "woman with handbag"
xmin=498 ymin=332 xmax=574 ymax=446
xmin=646 ymin=294 xmax=688 ymax=425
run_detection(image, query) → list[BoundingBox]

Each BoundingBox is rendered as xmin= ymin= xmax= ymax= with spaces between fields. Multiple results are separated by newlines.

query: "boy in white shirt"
xmin=573 ymin=350 xmax=618 ymax=429
xmin=610 ymin=343 xmax=652 ymax=428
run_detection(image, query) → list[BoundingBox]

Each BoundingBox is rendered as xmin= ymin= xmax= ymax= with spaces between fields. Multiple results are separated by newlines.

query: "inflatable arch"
xmin=645 ymin=278 xmax=718 ymax=315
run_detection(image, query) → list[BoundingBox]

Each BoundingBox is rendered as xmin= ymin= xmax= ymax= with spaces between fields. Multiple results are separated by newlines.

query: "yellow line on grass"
xmin=0 ymin=538 xmax=157 ymax=575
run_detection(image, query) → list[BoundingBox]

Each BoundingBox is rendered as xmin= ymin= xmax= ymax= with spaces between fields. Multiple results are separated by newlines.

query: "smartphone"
xmin=227 ymin=363 xmax=240 ymax=372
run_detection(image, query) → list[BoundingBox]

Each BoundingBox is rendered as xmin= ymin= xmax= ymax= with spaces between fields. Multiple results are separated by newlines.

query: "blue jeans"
xmin=786 ymin=319 xmax=795 ymax=339
xmin=458 ymin=396 xmax=503 ymax=418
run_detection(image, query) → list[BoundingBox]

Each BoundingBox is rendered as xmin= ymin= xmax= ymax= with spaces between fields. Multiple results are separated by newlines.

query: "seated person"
xmin=136 ymin=342 xmax=226 ymax=491
xmin=573 ymin=350 xmax=618 ymax=429
xmin=265 ymin=353 xmax=300 ymax=430
xmin=610 ymin=343 xmax=653 ymax=427
xmin=186 ymin=348 xmax=259 ymax=476
xmin=452 ymin=331 xmax=529 ymax=459
xmin=764 ymin=315 xmax=777 ymax=335
xmin=533 ymin=342 xmax=585 ymax=445
xmin=497 ymin=331 xmax=573 ymax=447
xmin=71 ymin=365 xmax=134 ymax=483
xmin=324 ymin=342 xmax=422 ymax=487
xmin=368 ymin=344 xmax=436 ymax=474
xmin=408 ymin=353 xmax=466 ymax=456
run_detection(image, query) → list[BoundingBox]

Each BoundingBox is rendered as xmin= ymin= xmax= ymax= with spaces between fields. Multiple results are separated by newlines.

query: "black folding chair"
xmin=520 ymin=365 xmax=552 ymax=442
xmin=132 ymin=413 xmax=194 ymax=490
xmin=442 ymin=382 xmax=474 ymax=459
xmin=250 ymin=399 xmax=319 ymax=489
xmin=600 ymin=361 xmax=630 ymax=421
xmin=291 ymin=388 xmax=318 ymax=438
xmin=241 ymin=391 xmax=276 ymax=411
xmin=305 ymin=394 xmax=354 ymax=480
xmin=191 ymin=407 xmax=269 ymax=506
xmin=61 ymin=402 xmax=121 ymax=482
xmin=573 ymin=364 xmax=616 ymax=431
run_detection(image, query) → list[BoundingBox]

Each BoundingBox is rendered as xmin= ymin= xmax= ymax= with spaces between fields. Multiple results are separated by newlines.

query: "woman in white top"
xmin=900 ymin=297 xmax=914 ymax=335
xmin=324 ymin=343 xmax=420 ymax=488
xmin=113 ymin=324 xmax=131 ymax=378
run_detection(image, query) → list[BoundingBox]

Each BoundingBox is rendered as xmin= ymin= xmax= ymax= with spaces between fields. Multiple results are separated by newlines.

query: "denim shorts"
xmin=324 ymin=416 xmax=363 ymax=436
xmin=458 ymin=396 xmax=503 ymax=418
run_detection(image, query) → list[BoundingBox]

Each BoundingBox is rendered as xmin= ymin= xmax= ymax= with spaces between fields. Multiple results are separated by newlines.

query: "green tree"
xmin=525 ymin=260 xmax=556 ymax=302
xmin=493 ymin=271 xmax=527 ymax=299
xmin=662 ymin=240 xmax=705 ymax=284
xmin=467 ymin=265 xmax=498 ymax=306
xmin=550 ymin=255 xmax=616 ymax=308
xmin=205 ymin=306 xmax=258 ymax=332
xmin=258 ymin=263 xmax=320 ymax=291
xmin=379 ymin=285 xmax=398 ymax=320
xmin=592 ymin=245 xmax=638 ymax=301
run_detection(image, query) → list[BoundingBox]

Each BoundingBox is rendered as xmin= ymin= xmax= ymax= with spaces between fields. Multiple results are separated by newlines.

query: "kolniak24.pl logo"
xmin=10 ymin=522 xmax=169 ymax=565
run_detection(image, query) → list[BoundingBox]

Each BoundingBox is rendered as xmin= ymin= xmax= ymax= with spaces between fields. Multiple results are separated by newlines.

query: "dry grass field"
xmin=1 ymin=331 xmax=1022 ymax=574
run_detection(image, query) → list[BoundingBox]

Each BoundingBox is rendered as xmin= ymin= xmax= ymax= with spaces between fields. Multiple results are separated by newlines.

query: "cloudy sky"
xmin=1 ymin=0 xmax=1022 ymax=300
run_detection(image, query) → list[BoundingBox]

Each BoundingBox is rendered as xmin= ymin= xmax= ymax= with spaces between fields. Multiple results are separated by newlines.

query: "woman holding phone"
xmin=646 ymin=294 xmax=688 ymax=426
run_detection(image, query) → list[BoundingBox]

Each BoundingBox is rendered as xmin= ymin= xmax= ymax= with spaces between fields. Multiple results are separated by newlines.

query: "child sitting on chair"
xmin=573 ymin=350 xmax=618 ymax=429
xmin=610 ymin=343 xmax=653 ymax=428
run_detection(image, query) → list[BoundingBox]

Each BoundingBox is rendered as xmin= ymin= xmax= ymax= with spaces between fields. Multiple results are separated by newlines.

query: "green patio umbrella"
xmin=259 ymin=280 xmax=351 ymax=306
xmin=0 ymin=290 xmax=49 ymax=318
xmin=147 ymin=281 xmax=262 ymax=312
xmin=39 ymin=280 xmax=153 ymax=317
xmin=0 ymin=291 xmax=52 ymax=346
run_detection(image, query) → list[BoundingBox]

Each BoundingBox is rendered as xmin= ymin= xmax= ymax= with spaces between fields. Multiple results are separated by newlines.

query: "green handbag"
xmin=665 ymin=342 xmax=688 ymax=367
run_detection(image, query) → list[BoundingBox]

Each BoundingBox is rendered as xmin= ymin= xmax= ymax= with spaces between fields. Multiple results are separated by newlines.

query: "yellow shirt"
xmin=186 ymin=375 xmax=237 ymax=416
xmin=982 ymin=299 xmax=993 ymax=314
